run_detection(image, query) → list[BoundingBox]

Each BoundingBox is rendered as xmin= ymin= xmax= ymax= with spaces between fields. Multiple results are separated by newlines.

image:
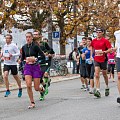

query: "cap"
xmin=96 ymin=28 xmax=104 ymax=32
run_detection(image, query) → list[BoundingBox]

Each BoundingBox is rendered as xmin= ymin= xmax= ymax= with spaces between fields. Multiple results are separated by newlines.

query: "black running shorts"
xmin=94 ymin=60 xmax=107 ymax=70
xmin=4 ymin=64 xmax=18 ymax=75
xmin=116 ymin=57 xmax=120 ymax=72
xmin=80 ymin=63 xmax=88 ymax=78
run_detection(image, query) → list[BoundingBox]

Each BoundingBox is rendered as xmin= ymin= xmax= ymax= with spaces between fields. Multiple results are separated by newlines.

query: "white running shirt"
xmin=2 ymin=43 xmax=20 ymax=65
xmin=114 ymin=30 xmax=120 ymax=58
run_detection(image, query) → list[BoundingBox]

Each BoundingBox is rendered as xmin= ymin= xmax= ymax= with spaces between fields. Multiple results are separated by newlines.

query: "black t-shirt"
xmin=78 ymin=46 xmax=84 ymax=54
xmin=47 ymin=47 xmax=55 ymax=61
xmin=78 ymin=46 xmax=85 ymax=64
xmin=39 ymin=41 xmax=51 ymax=54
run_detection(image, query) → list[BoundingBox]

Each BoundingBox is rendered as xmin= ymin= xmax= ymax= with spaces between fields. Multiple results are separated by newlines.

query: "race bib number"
xmin=26 ymin=61 xmax=35 ymax=64
xmin=4 ymin=52 xmax=10 ymax=61
xmin=4 ymin=57 xmax=10 ymax=61
xmin=86 ymin=58 xmax=93 ymax=64
xmin=45 ymin=56 xmax=49 ymax=61
xmin=95 ymin=49 xmax=103 ymax=56
xmin=26 ymin=57 xmax=35 ymax=64
xmin=109 ymin=59 xmax=114 ymax=63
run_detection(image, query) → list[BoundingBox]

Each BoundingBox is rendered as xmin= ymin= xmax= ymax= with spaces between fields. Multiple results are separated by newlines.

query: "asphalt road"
xmin=0 ymin=73 xmax=120 ymax=120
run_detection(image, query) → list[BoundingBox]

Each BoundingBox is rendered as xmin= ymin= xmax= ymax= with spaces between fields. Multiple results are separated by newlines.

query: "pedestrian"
xmin=72 ymin=47 xmax=77 ymax=74
xmin=113 ymin=18 xmax=120 ymax=103
xmin=18 ymin=32 xmax=45 ymax=108
xmin=43 ymin=38 xmax=55 ymax=91
xmin=0 ymin=34 xmax=22 ymax=97
xmin=90 ymin=28 xmax=112 ymax=98
xmin=107 ymin=48 xmax=116 ymax=82
xmin=77 ymin=37 xmax=89 ymax=90
xmin=33 ymin=30 xmax=51 ymax=101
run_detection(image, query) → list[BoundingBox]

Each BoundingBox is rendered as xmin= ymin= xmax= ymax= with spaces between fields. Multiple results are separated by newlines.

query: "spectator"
xmin=72 ymin=47 xmax=77 ymax=74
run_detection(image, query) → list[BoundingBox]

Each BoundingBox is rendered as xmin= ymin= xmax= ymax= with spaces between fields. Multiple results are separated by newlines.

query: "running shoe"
xmin=4 ymin=91 xmax=11 ymax=97
xmin=117 ymin=97 xmax=120 ymax=103
xmin=39 ymin=94 xmax=44 ymax=101
xmin=84 ymin=86 xmax=89 ymax=91
xmin=113 ymin=79 xmax=115 ymax=82
xmin=41 ymin=87 xmax=45 ymax=95
xmin=108 ymin=75 xmax=111 ymax=79
xmin=105 ymin=88 xmax=110 ymax=96
xmin=18 ymin=89 xmax=22 ymax=97
xmin=89 ymin=88 xmax=96 ymax=94
xmin=94 ymin=90 xmax=101 ymax=98
xmin=81 ymin=84 xmax=85 ymax=89
xmin=89 ymin=89 xmax=93 ymax=94
xmin=28 ymin=103 xmax=35 ymax=109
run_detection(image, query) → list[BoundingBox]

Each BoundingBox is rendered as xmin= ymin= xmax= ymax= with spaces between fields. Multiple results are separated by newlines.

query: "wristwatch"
xmin=35 ymin=58 xmax=38 ymax=61
xmin=103 ymin=51 xmax=105 ymax=54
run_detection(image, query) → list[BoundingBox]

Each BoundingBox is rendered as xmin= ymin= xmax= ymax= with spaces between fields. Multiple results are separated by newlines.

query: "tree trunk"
xmin=59 ymin=29 xmax=66 ymax=55
xmin=60 ymin=44 xmax=65 ymax=55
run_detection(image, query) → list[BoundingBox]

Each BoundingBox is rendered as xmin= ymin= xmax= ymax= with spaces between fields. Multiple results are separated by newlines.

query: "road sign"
xmin=53 ymin=31 xmax=60 ymax=40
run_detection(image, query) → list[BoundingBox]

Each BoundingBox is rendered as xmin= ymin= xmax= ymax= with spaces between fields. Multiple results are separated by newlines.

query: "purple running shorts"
xmin=24 ymin=64 xmax=43 ymax=78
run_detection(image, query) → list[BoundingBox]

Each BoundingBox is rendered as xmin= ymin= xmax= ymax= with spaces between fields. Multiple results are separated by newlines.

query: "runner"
xmin=43 ymin=38 xmax=55 ymax=92
xmin=18 ymin=32 xmax=45 ymax=108
xmin=77 ymin=37 xmax=89 ymax=90
xmin=107 ymin=49 xmax=116 ymax=82
xmin=90 ymin=28 xmax=112 ymax=98
xmin=0 ymin=34 xmax=22 ymax=97
xmin=76 ymin=43 xmax=83 ymax=74
xmin=82 ymin=37 xmax=95 ymax=94
xmin=33 ymin=30 xmax=51 ymax=100
xmin=113 ymin=19 xmax=120 ymax=103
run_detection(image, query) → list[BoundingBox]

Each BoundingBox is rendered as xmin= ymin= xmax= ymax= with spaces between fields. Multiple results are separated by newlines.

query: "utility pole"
xmin=73 ymin=1 xmax=77 ymax=48
xmin=48 ymin=5 xmax=53 ymax=68
xmin=48 ymin=8 xmax=52 ymax=48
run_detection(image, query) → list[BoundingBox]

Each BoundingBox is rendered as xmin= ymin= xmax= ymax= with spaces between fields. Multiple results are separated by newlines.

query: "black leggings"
xmin=86 ymin=63 xmax=94 ymax=79
xmin=108 ymin=64 xmax=115 ymax=74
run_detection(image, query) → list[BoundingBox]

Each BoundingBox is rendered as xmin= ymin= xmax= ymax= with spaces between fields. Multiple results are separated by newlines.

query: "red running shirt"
xmin=91 ymin=37 xmax=111 ymax=62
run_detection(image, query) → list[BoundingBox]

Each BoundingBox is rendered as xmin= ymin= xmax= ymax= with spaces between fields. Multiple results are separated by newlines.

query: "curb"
xmin=51 ymin=76 xmax=80 ymax=83
xmin=0 ymin=76 xmax=80 ymax=93
xmin=0 ymin=70 xmax=116 ymax=93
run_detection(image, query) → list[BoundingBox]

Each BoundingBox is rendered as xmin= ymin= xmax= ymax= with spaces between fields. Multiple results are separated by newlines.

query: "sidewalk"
xmin=0 ymin=74 xmax=80 ymax=92
xmin=0 ymin=69 xmax=116 ymax=93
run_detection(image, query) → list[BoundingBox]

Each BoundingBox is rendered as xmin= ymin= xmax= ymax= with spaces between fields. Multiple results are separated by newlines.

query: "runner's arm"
xmin=104 ymin=40 xmax=112 ymax=53
xmin=103 ymin=48 xmax=112 ymax=54
xmin=82 ymin=49 xmax=86 ymax=60
xmin=21 ymin=46 xmax=25 ymax=61
xmin=90 ymin=47 xmax=94 ymax=58
xmin=37 ymin=46 xmax=45 ymax=61
xmin=12 ymin=45 xmax=20 ymax=57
